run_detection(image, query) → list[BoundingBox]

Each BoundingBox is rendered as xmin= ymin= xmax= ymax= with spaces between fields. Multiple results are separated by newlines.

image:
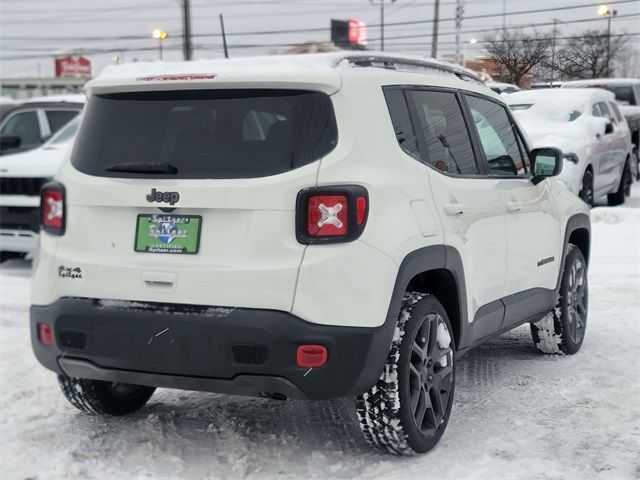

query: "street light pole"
xmin=370 ymin=0 xmax=396 ymax=52
xmin=598 ymin=4 xmax=618 ymax=77
xmin=431 ymin=0 xmax=440 ymax=58
xmin=151 ymin=28 xmax=167 ymax=61
xmin=551 ymin=18 xmax=559 ymax=87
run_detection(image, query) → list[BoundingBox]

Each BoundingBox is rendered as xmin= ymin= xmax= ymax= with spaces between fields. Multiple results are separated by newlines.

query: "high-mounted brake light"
xmin=296 ymin=185 xmax=368 ymax=244
xmin=40 ymin=182 xmax=66 ymax=235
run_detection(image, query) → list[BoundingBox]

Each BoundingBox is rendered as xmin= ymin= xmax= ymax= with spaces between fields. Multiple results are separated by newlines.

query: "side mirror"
xmin=605 ymin=122 xmax=614 ymax=135
xmin=0 ymin=134 xmax=21 ymax=151
xmin=531 ymin=147 xmax=562 ymax=184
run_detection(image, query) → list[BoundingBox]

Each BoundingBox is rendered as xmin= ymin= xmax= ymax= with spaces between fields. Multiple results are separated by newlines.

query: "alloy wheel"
xmin=566 ymin=257 xmax=587 ymax=345
xmin=408 ymin=313 xmax=454 ymax=435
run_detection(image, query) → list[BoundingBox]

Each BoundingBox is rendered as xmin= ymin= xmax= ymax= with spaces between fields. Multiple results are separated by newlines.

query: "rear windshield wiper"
xmin=105 ymin=162 xmax=178 ymax=174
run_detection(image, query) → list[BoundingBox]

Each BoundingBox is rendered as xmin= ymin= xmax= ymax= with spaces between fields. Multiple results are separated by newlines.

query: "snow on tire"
xmin=531 ymin=245 xmax=588 ymax=355
xmin=356 ymin=292 xmax=455 ymax=455
xmin=58 ymin=376 xmax=156 ymax=416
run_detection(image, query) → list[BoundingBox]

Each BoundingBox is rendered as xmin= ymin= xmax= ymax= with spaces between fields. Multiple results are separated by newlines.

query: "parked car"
xmin=507 ymin=88 xmax=633 ymax=206
xmin=31 ymin=52 xmax=590 ymax=456
xmin=487 ymin=81 xmax=521 ymax=94
xmin=0 ymin=116 xmax=80 ymax=261
xmin=0 ymin=95 xmax=84 ymax=156
xmin=562 ymin=79 xmax=640 ymax=180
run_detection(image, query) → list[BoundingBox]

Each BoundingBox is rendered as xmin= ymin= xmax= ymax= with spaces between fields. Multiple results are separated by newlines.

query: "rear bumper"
xmin=31 ymin=297 xmax=395 ymax=400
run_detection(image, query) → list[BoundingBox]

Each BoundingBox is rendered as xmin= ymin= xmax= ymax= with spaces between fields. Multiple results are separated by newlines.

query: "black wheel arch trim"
xmin=385 ymin=245 xmax=468 ymax=351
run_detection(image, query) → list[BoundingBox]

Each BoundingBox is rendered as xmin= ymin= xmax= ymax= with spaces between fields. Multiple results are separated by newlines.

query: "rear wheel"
xmin=58 ymin=376 xmax=155 ymax=416
xmin=607 ymin=161 xmax=630 ymax=206
xmin=356 ymin=293 xmax=455 ymax=455
xmin=578 ymin=170 xmax=594 ymax=207
xmin=531 ymin=245 xmax=588 ymax=355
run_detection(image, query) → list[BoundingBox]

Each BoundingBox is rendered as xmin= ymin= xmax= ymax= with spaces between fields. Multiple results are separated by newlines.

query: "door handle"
xmin=443 ymin=203 xmax=469 ymax=215
xmin=506 ymin=201 xmax=521 ymax=212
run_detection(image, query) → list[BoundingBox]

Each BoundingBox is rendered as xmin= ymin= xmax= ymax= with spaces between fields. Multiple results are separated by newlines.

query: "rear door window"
xmin=71 ymin=89 xmax=338 ymax=179
xmin=406 ymin=89 xmax=479 ymax=175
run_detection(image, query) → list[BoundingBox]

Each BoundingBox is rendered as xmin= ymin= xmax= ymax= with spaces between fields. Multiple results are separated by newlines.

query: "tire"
xmin=356 ymin=292 xmax=455 ymax=455
xmin=578 ymin=170 xmax=594 ymax=207
xmin=58 ymin=375 xmax=155 ymax=416
xmin=531 ymin=245 xmax=588 ymax=355
xmin=607 ymin=161 xmax=630 ymax=206
xmin=632 ymin=145 xmax=639 ymax=181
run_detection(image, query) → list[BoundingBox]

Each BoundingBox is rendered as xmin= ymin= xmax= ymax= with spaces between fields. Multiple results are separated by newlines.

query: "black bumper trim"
xmin=31 ymin=297 xmax=396 ymax=400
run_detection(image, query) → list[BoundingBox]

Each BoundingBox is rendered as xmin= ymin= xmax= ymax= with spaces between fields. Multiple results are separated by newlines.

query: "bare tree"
xmin=483 ymin=30 xmax=553 ymax=85
xmin=556 ymin=29 xmax=631 ymax=79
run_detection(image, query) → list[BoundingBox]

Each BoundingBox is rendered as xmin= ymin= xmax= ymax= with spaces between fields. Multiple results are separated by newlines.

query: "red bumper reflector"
xmin=296 ymin=345 xmax=328 ymax=368
xmin=38 ymin=323 xmax=54 ymax=347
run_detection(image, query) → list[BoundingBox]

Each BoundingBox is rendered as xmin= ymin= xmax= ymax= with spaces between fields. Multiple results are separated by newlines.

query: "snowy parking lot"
xmin=1 ymin=190 xmax=639 ymax=480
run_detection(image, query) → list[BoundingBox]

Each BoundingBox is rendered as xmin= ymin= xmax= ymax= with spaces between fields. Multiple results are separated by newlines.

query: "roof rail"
xmin=337 ymin=54 xmax=482 ymax=83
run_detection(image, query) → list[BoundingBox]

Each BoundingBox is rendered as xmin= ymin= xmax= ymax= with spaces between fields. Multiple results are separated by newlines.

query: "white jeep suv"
xmin=31 ymin=53 xmax=590 ymax=455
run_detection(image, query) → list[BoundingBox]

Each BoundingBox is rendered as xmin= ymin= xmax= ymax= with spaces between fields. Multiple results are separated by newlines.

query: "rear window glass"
xmin=71 ymin=89 xmax=338 ymax=179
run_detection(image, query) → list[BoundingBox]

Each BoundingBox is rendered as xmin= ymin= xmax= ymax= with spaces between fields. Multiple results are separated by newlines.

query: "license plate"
xmin=134 ymin=214 xmax=202 ymax=254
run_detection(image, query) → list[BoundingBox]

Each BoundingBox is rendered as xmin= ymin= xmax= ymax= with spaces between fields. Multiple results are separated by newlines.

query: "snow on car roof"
xmin=563 ymin=78 xmax=640 ymax=87
xmin=507 ymin=87 xmax=614 ymax=109
xmin=87 ymin=52 xmax=479 ymax=95
xmin=22 ymin=94 xmax=86 ymax=104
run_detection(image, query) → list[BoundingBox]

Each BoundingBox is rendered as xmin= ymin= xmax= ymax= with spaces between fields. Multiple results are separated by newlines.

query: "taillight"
xmin=296 ymin=345 xmax=328 ymax=368
xmin=38 ymin=323 xmax=54 ymax=347
xmin=296 ymin=185 xmax=368 ymax=244
xmin=40 ymin=182 xmax=66 ymax=235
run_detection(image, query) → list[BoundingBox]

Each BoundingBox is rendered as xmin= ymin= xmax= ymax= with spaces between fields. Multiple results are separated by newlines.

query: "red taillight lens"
xmin=296 ymin=345 xmax=328 ymax=368
xmin=40 ymin=183 xmax=65 ymax=235
xmin=38 ymin=323 xmax=54 ymax=347
xmin=307 ymin=195 xmax=348 ymax=237
xmin=296 ymin=186 xmax=368 ymax=245
xmin=356 ymin=196 xmax=367 ymax=225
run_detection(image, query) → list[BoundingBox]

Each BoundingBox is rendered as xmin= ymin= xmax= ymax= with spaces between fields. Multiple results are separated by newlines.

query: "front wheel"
xmin=58 ymin=376 xmax=155 ymax=416
xmin=356 ymin=293 xmax=455 ymax=455
xmin=578 ymin=170 xmax=594 ymax=207
xmin=531 ymin=245 xmax=588 ymax=355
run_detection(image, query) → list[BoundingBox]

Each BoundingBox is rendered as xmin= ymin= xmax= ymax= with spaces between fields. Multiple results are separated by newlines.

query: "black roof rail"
xmin=337 ymin=54 xmax=482 ymax=84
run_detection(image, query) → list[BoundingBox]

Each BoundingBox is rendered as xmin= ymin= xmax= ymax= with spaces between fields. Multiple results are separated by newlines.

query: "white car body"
xmin=29 ymin=54 xmax=590 ymax=451
xmin=0 ymin=117 xmax=80 ymax=253
xmin=506 ymin=88 xmax=633 ymax=201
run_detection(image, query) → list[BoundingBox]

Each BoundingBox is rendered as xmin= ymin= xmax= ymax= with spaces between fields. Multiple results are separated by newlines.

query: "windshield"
xmin=71 ymin=89 xmax=338 ymax=179
xmin=47 ymin=116 xmax=80 ymax=145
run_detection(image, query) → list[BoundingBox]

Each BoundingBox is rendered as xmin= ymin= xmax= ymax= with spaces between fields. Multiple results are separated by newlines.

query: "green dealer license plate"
xmin=134 ymin=214 xmax=202 ymax=254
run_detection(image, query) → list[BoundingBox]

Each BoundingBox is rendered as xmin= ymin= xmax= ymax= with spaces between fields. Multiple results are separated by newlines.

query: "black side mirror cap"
xmin=530 ymin=147 xmax=563 ymax=184
xmin=605 ymin=122 xmax=614 ymax=135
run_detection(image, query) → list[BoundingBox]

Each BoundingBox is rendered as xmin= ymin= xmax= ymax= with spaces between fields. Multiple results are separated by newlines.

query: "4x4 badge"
xmin=146 ymin=188 xmax=180 ymax=205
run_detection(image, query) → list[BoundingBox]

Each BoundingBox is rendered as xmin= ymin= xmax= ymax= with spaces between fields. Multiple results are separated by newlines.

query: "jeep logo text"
xmin=146 ymin=188 xmax=180 ymax=205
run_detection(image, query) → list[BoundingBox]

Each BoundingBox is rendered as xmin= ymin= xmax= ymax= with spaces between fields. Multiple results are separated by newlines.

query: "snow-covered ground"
xmin=1 ymin=190 xmax=639 ymax=480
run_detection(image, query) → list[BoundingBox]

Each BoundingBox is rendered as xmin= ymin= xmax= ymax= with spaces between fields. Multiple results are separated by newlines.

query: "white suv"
xmin=31 ymin=53 xmax=590 ymax=455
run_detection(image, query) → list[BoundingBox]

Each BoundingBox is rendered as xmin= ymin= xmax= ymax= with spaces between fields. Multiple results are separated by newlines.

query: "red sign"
xmin=55 ymin=56 xmax=91 ymax=78
xmin=348 ymin=19 xmax=367 ymax=46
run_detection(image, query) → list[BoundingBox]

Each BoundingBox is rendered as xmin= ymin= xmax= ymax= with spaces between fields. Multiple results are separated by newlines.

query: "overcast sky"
xmin=1 ymin=0 xmax=639 ymax=78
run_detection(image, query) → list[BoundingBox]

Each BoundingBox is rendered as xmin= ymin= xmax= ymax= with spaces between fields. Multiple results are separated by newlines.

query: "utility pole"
xmin=551 ymin=21 xmax=557 ymax=86
xmin=431 ymin=0 xmax=440 ymax=58
xmin=455 ymin=0 xmax=464 ymax=65
xmin=182 ymin=0 xmax=193 ymax=61
xmin=370 ymin=0 xmax=396 ymax=52
xmin=220 ymin=14 xmax=229 ymax=58
xmin=502 ymin=0 xmax=507 ymax=33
